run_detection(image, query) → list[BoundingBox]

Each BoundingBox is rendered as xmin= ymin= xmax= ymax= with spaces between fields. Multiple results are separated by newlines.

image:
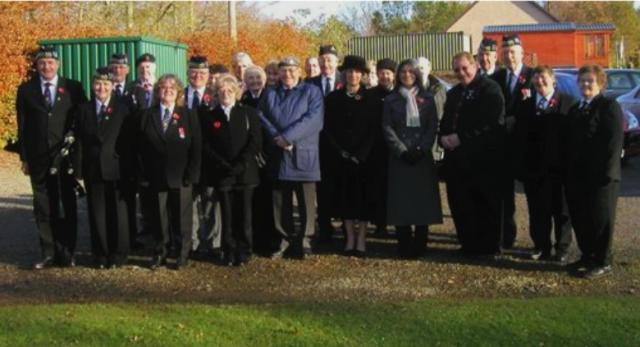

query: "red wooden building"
xmin=483 ymin=23 xmax=615 ymax=67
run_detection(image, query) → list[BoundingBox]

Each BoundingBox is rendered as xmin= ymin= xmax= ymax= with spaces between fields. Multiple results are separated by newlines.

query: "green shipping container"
xmin=38 ymin=36 xmax=189 ymax=97
xmin=347 ymin=32 xmax=471 ymax=72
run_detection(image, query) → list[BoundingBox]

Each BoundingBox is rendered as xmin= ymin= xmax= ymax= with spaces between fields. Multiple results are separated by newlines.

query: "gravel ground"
xmin=0 ymin=150 xmax=639 ymax=305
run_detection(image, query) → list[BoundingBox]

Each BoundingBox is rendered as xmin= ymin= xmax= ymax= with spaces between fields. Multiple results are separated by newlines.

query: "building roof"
xmin=483 ymin=22 xmax=615 ymax=33
xmin=444 ymin=1 xmax=559 ymax=32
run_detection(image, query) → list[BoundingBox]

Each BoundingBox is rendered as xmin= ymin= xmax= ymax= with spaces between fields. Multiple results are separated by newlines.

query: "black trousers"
xmin=220 ymin=187 xmax=254 ymax=261
xmin=121 ymin=180 xmax=138 ymax=246
xmin=566 ymin=181 xmax=619 ymax=266
xmin=523 ymin=177 xmax=572 ymax=253
xmin=30 ymin=172 xmax=77 ymax=261
xmin=446 ymin=174 xmax=502 ymax=255
xmin=316 ymin=178 xmax=334 ymax=238
xmin=272 ymin=181 xmax=317 ymax=253
xmin=86 ymin=181 xmax=129 ymax=264
xmin=501 ymin=177 xmax=518 ymax=247
xmin=144 ymin=185 xmax=193 ymax=259
xmin=252 ymin=172 xmax=277 ymax=254
xmin=396 ymin=225 xmax=428 ymax=257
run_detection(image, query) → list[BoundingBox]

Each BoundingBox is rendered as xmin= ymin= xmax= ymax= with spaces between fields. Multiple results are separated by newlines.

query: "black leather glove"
xmin=408 ymin=148 xmax=425 ymax=164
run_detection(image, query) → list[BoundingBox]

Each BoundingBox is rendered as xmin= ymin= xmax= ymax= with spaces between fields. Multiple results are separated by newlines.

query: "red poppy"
xmin=518 ymin=75 xmax=526 ymax=85
xmin=416 ymin=96 xmax=426 ymax=105
xmin=203 ymin=94 xmax=212 ymax=104
xmin=57 ymin=87 xmax=65 ymax=94
xmin=548 ymin=98 xmax=557 ymax=108
xmin=106 ymin=107 xmax=113 ymax=114
xmin=336 ymin=82 xmax=344 ymax=90
xmin=213 ymin=120 xmax=222 ymax=129
xmin=172 ymin=113 xmax=180 ymax=121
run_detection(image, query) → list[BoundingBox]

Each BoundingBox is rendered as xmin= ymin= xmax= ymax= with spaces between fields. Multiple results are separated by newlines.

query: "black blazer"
xmin=16 ymin=76 xmax=87 ymax=179
xmin=324 ymin=86 xmax=374 ymax=171
xmin=200 ymin=104 xmax=262 ymax=189
xmin=439 ymin=75 xmax=506 ymax=178
xmin=308 ymin=73 xmax=344 ymax=98
xmin=74 ymin=98 xmax=135 ymax=182
xmin=565 ymin=94 xmax=624 ymax=186
xmin=513 ymin=90 xmax=575 ymax=181
xmin=137 ymin=105 xmax=201 ymax=189
xmin=491 ymin=66 xmax=534 ymax=132
xmin=125 ymin=81 xmax=153 ymax=113
xmin=240 ymin=90 xmax=263 ymax=109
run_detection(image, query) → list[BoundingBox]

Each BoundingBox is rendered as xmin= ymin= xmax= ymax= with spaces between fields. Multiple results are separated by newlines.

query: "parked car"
xmin=553 ymin=68 xmax=640 ymax=99
xmin=554 ymin=72 xmax=640 ymax=163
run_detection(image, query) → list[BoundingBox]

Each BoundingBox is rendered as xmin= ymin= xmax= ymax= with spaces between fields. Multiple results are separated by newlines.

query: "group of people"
xmin=16 ymin=33 xmax=622 ymax=279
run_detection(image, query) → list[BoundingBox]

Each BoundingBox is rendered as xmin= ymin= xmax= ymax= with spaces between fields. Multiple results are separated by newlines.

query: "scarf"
xmin=398 ymin=86 xmax=421 ymax=127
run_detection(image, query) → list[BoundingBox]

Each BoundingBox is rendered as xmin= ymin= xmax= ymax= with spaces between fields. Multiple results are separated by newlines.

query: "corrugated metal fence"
xmin=347 ymin=32 xmax=470 ymax=72
xmin=38 ymin=36 xmax=188 ymax=96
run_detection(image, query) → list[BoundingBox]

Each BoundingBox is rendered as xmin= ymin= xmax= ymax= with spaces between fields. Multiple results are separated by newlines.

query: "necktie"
xmin=192 ymin=90 xmax=200 ymax=110
xmin=324 ymin=78 xmax=331 ymax=96
xmin=115 ymin=85 xmax=122 ymax=97
xmin=580 ymin=101 xmax=589 ymax=110
xmin=44 ymin=82 xmax=52 ymax=108
xmin=98 ymin=104 xmax=107 ymax=124
xmin=162 ymin=108 xmax=171 ymax=133
xmin=507 ymin=72 xmax=514 ymax=95
xmin=145 ymin=91 xmax=152 ymax=108
xmin=537 ymin=97 xmax=546 ymax=111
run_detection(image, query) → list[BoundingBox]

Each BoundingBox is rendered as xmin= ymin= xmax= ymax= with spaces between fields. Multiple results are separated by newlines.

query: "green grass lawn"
xmin=0 ymin=296 xmax=638 ymax=346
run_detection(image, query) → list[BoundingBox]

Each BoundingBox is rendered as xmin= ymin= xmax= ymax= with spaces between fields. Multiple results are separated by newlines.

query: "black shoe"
xmin=60 ymin=256 xmax=76 ymax=268
xmin=233 ymin=255 xmax=251 ymax=267
xmin=150 ymin=256 xmax=167 ymax=270
xmin=530 ymin=249 xmax=552 ymax=261
xmin=223 ymin=256 xmax=235 ymax=267
xmin=354 ymin=250 xmax=366 ymax=258
xmin=583 ymin=265 xmax=612 ymax=279
xmin=175 ymin=257 xmax=189 ymax=270
xmin=94 ymin=257 xmax=108 ymax=269
xmin=553 ymin=250 xmax=569 ymax=263
xmin=33 ymin=256 xmax=55 ymax=270
xmin=567 ymin=259 xmax=591 ymax=273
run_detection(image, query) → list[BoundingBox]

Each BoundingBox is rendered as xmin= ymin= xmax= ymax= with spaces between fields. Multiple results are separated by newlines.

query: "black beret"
xmin=209 ymin=63 xmax=229 ymax=74
xmin=35 ymin=46 xmax=59 ymax=61
xmin=479 ymin=38 xmax=498 ymax=52
xmin=376 ymin=58 xmax=397 ymax=73
xmin=135 ymin=53 xmax=156 ymax=66
xmin=188 ymin=55 xmax=209 ymax=69
xmin=92 ymin=66 xmax=114 ymax=81
xmin=109 ymin=53 xmax=128 ymax=65
xmin=318 ymin=44 xmax=338 ymax=57
xmin=502 ymin=34 xmax=522 ymax=47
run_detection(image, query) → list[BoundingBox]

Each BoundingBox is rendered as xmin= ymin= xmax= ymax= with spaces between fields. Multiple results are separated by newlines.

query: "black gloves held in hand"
xmin=401 ymin=148 xmax=425 ymax=165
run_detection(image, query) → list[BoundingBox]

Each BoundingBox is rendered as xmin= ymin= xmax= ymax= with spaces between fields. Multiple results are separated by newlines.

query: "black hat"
xmin=35 ymin=46 xmax=59 ymax=61
xmin=318 ymin=44 xmax=338 ymax=57
xmin=278 ymin=56 xmax=300 ymax=68
xmin=92 ymin=66 xmax=114 ymax=81
xmin=135 ymin=53 xmax=156 ymax=66
xmin=188 ymin=55 xmax=209 ymax=69
xmin=376 ymin=58 xmax=397 ymax=73
xmin=502 ymin=34 xmax=522 ymax=47
xmin=479 ymin=38 xmax=498 ymax=52
xmin=209 ymin=63 xmax=229 ymax=74
xmin=109 ymin=53 xmax=128 ymax=65
xmin=338 ymin=55 xmax=369 ymax=73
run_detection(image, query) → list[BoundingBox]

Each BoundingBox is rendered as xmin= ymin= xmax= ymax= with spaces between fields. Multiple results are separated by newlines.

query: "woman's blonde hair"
xmin=153 ymin=74 xmax=185 ymax=107
xmin=215 ymin=73 xmax=242 ymax=100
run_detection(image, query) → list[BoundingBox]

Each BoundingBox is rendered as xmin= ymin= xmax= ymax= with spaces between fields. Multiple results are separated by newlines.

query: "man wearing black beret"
xmin=491 ymin=34 xmax=534 ymax=249
xmin=16 ymin=46 xmax=87 ymax=269
xmin=477 ymin=38 xmax=499 ymax=77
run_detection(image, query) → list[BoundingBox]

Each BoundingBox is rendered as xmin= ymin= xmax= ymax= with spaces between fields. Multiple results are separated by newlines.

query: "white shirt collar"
xmin=96 ymin=98 xmax=111 ymax=114
xmin=221 ymin=103 xmax=234 ymax=120
xmin=188 ymin=85 xmax=206 ymax=96
xmin=41 ymin=75 xmax=58 ymax=88
xmin=160 ymin=104 xmax=175 ymax=117
xmin=510 ymin=63 xmax=524 ymax=78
